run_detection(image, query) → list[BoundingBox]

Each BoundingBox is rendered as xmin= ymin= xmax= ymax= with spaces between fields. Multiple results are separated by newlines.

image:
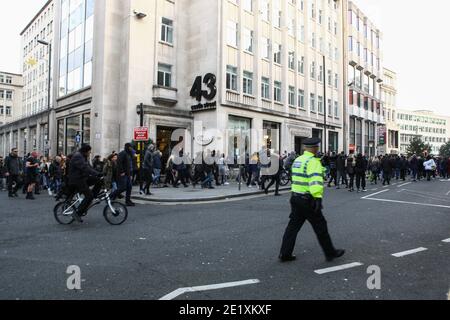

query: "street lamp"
xmin=37 ymin=39 xmax=52 ymax=157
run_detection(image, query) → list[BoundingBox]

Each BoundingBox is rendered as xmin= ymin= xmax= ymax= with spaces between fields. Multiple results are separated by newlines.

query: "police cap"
xmin=303 ymin=137 xmax=321 ymax=147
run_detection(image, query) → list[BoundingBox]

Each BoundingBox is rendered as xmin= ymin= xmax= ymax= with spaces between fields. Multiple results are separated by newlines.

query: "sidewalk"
xmin=132 ymin=182 xmax=290 ymax=203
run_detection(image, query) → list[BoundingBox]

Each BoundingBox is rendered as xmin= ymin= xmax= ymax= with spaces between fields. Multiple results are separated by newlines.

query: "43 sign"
xmin=190 ymin=73 xmax=217 ymax=102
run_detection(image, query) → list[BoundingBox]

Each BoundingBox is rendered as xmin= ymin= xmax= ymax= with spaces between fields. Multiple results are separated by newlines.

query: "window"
xmin=318 ymin=96 xmax=323 ymax=113
xmin=273 ymin=0 xmax=282 ymax=28
xmin=274 ymin=81 xmax=282 ymax=102
xmin=243 ymin=71 xmax=253 ymax=95
xmin=298 ymin=56 xmax=304 ymax=74
xmin=311 ymin=32 xmax=316 ymax=48
xmin=288 ymin=52 xmax=295 ymax=70
xmin=161 ymin=18 xmax=173 ymax=44
xmin=261 ymin=77 xmax=270 ymax=99
xmin=334 ymin=73 xmax=338 ymax=89
xmin=6 ymin=91 xmax=13 ymax=100
xmin=327 ymin=70 xmax=332 ymax=86
xmin=348 ymin=36 xmax=353 ymax=51
xmin=310 ymin=93 xmax=316 ymax=112
xmin=261 ymin=0 xmax=270 ymax=21
xmin=157 ymin=63 xmax=172 ymax=87
xmin=227 ymin=21 xmax=238 ymax=47
xmin=274 ymin=43 xmax=282 ymax=64
xmin=243 ymin=28 xmax=254 ymax=53
xmin=288 ymin=86 xmax=295 ymax=106
xmin=226 ymin=66 xmax=238 ymax=91
xmin=310 ymin=61 xmax=316 ymax=79
xmin=261 ymin=37 xmax=270 ymax=59
xmin=328 ymin=99 xmax=332 ymax=116
xmin=298 ymin=89 xmax=305 ymax=109
xmin=299 ymin=18 xmax=305 ymax=42
xmin=0 ymin=75 xmax=4 ymax=83
xmin=318 ymin=65 xmax=323 ymax=82
xmin=243 ymin=0 xmax=253 ymax=12
xmin=6 ymin=76 xmax=12 ymax=84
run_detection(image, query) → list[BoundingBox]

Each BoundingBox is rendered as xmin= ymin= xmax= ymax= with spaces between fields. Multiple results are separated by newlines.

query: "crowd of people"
xmin=320 ymin=152 xmax=448 ymax=193
xmin=1 ymin=144 xmax=448 ymax=201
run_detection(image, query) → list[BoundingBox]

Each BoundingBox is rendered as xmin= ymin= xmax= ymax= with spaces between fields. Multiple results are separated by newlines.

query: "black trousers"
xmin=356 ymin=172 xmax=366 ymax=190
xmin=348 ymin=173 xmax=355 ymax=189
xmin=7 ymin=174 xmax=21 ymax=194
xmin=74 ymin=176 xmax=103 ymax=215
xmin=280 ymin=195 xmax=336 ymax=258
xmin=265 ymin=174 xmax=280 ymax=194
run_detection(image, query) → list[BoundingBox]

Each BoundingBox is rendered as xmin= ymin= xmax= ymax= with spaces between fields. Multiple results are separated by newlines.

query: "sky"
xmin=1 ymin=0 xmax=449 ymax=116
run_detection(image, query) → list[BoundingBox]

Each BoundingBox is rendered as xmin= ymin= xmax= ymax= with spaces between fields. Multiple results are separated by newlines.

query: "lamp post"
xmin=37 ymin=40 xmax=52 ymax=157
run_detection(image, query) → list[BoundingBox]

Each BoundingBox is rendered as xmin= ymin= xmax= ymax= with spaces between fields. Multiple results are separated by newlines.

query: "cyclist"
xmin=67 ymin=144 xmax=103 ymax=222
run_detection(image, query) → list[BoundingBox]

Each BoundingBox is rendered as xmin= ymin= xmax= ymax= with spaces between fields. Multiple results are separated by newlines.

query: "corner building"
xmin=50 ymin=0 xmax=345 ymax=165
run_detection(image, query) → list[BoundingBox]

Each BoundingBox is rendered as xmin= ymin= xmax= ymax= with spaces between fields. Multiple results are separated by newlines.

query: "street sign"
xmin=134 ymin=127 xmax=149 ymax=141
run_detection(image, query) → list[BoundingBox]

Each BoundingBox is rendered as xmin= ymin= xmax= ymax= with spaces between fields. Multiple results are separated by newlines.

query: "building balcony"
xmin=152 ymin=86 xmax=178 ymax=106
xmin=226 ymin=91 xmax=240 ymax=104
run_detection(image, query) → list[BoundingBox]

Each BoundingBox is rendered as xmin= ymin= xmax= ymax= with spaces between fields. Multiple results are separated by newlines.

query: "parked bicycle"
xmin=279 ymin=168 xmax=291 ymax=186
xmin=54 ymin=187 xmax=128 ymax=225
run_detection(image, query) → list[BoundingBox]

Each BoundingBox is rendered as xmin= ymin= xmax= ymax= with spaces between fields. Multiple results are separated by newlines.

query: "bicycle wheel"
xmin=280 ymin=171 xmax=290 ymax=186
xmin=54 ymin=201 xmax=75 ymax=225
xmin=103 ymin=202 xmax=128 ymax=225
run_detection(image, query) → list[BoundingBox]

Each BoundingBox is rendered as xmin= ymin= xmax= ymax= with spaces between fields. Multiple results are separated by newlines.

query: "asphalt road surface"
xmin=1 ymin=178 xmax=450 ymax=300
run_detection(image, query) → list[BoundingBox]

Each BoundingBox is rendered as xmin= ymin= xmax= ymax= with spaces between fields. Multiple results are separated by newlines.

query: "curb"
xmin=132 ymin=186 xmax=291 ymax=203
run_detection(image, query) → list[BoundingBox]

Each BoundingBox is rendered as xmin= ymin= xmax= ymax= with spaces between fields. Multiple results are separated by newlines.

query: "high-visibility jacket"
xmin=291 ymin=151 xmax=325 ymax=199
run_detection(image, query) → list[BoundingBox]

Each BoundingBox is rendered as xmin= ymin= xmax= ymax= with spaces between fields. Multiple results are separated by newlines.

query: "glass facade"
xmin=228 ymin=116 xmax=251 ymax=161
xmin=56 ymin=113 xmax=91 ymax=155
xmin=59 ymin=0 xmax=94 ymax=97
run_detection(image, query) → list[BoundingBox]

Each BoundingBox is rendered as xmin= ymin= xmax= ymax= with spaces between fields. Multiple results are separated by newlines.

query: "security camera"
xmin=133 ymin=10 xmax=147 ymax=19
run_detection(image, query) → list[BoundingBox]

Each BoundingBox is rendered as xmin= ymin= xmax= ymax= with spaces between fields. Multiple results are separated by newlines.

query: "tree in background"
xmin=406 ymin=137 xmax=432 ymax=157
xmin=439 ymin=141 xmax=450 ymax=158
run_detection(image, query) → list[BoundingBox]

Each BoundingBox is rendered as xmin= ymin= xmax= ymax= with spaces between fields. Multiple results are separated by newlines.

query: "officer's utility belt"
xmin=292 ymin=192 xmax=313 ymax=201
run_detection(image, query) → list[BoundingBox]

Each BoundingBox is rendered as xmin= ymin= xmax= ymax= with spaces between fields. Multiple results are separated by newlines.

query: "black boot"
xmin=26 ymin=192 xmax=35 ymax=200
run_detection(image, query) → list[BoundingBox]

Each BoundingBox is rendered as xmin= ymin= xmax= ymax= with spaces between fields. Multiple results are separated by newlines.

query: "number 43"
xmin=190 ymin=73 xmax=217 ymax=102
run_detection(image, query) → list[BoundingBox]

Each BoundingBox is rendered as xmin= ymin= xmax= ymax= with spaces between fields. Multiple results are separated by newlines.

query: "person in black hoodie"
xmin=399 ymin=155 xmax=408 ymax=181
xmin=355 ymin=153 xmax=368 ymax=192
xmin=346 ymin=152 xmax=356 ymax=192
xmin=4 ymin=148 xmax=23 ymax=198
xmin=327 ymin=152 xmax=338 ymax=187
xmin=110 ymin=143 xmax=136 ymax=206
xmin=336 ymin=152 xmax=348 ymax=189
xmin=382 ymin=155 xmax=393 ymax=185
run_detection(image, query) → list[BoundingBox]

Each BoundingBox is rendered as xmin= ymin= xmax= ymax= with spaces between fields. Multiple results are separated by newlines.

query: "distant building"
xmin=0 ymin=72 xmax=23 ymax=155
xmin=381 ymin=67 xmax=399 ymax=154
xmin=397 ymin=109 xmax=450 ymax=155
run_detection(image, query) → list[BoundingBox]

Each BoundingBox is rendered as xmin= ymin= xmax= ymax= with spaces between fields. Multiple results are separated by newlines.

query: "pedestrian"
xmin=49 ymin=156 xmax=63 ymax=195
xmin=141 ymin=145 xmax=154 ymax=195
xmin=381 ymin=155 xmax=392 ymax=185
xmin=172 ymin=150 xmax=188 ymax=188
xmin=264 ymin=151 xmax=283 ymax=196
xmin=279 ymin=138 xmax=345 ymax=263
xmin=0 ymin=156 xmax=7 ymax=191
xmin=103 ymin=153 xmax=119 ymax=193
xmin=400 ymin=155 xmax=408 ymax=181
xmin=152 ymin=148 xmax=162 ymax=186
xmin=409 ymin=154 xmax=418 ymax=182
xmin=327 ymin=152 xmax=338 ymax=187
xmin=355 ymin=153 xmax=368 ymax=193
xmin=246 ymin=153 xmax=259 ymax=188
xmin=4 ymin=148 xmax=23 ymax=198
xmin=110 ymin=143 xmax=136 ymax=207
xmin=346 ymin=152 xmax=356 ymax=192
xmin=336 ymin=152 xmax=348 ymax=189
xmin=423 ymin=156 xmax=436 ymax=181
xmin=25 ymin=152 xmax=40 ymax=200
xmin=218 ymin=153 xmax=229 ymax=185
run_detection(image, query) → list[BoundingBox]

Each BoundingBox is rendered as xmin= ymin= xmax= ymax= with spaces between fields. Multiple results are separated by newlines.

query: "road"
xmin=1 ymin=178 xmax=450 ymax=300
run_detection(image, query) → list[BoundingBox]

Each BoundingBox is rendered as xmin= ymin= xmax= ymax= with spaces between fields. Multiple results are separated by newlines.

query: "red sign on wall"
xmin=134 ymin=127 xmax=149 ymax=141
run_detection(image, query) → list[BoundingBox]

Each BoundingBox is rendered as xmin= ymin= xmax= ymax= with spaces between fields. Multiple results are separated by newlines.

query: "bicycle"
xmin=53 ymin=188 xmax=128 ymax=226
xmin=279 ymin=168 xmax=291 ymax=186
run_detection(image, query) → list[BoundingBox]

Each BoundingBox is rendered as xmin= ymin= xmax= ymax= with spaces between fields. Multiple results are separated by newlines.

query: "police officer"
xmin=279 ymin=138 xmax=345 ymax=262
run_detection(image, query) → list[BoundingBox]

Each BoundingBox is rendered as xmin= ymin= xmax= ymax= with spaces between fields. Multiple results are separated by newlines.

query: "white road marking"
xmin=314 ymin=262 xmax=364 ymax=275
xmin=446 ymin=190 xmax=450 ymax=196
xmin=364 ymin=197 xmax=450 ymax=209
xmin=159 ymin=279 xmax=260 ymax=300
xmin=391 ymin=247 xmax=428 ymax=258
xmin=398 ymin=182 xmax=412 ymax=188
xmin=442 ymin=239 xmax=450 ymax=243
xmin=361 ymin=189 xmax=389 ymax=200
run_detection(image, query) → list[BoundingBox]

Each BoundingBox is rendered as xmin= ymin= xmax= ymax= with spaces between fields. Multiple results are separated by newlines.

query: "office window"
xmin=318 ymin=96 xmax=323 ymax=113
xmin=348 ymin=36 xmax=353 ymax=51
xmin=243 ymin=0 xmax=253 ymax=12
xmin=261 ymin=37 xmax=270 ymax=59
xmin=274 ymin=43 xmax=282 ymax=64
xmin=243 ymin=28 xmax=254 ymax=53
xmin=157 ymin=63 xmax=172 ymax=87
xmin=243 ymin=71 xmax=253 ymax=95
xmin=328 ymin=70 xmax=332 ymax=86
xmin=328 ymin=99 xmax=332 ymax=115
xmin=226 ymin=65 xmax=238 ymax=91
xmin=6 ymin=91 xmax=13 ymax=100
xmin=334 ymin=73 xmax=338 ymax=89
xmin=288 ymin=86 xmax=295 ymax=106
xmin=227 ymin=21 xmax=238 ymax=47
xmin=261 ymin=0 xmax=269 ymax=21
xmin=298 ymin=89 xmax=305 ymax=109
xmin=298 ymin=56 xmax=304 ymax=74
xmin=310 ymin=61 xmax=316 ymax=79
xmin=310 ymin=93 xmax=316 ymax=112
xmin=161 ymin=18 xmax=173 ymax=44
xmin=6 ymin=76 xmax=12 ymax=84
xmin=274 ymin=81 xmax=282 ymax=102
xmin=288 ymin=52 xmax=295 ymax=70
xmin=261 ymin=77 xmax=270 ymax=99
